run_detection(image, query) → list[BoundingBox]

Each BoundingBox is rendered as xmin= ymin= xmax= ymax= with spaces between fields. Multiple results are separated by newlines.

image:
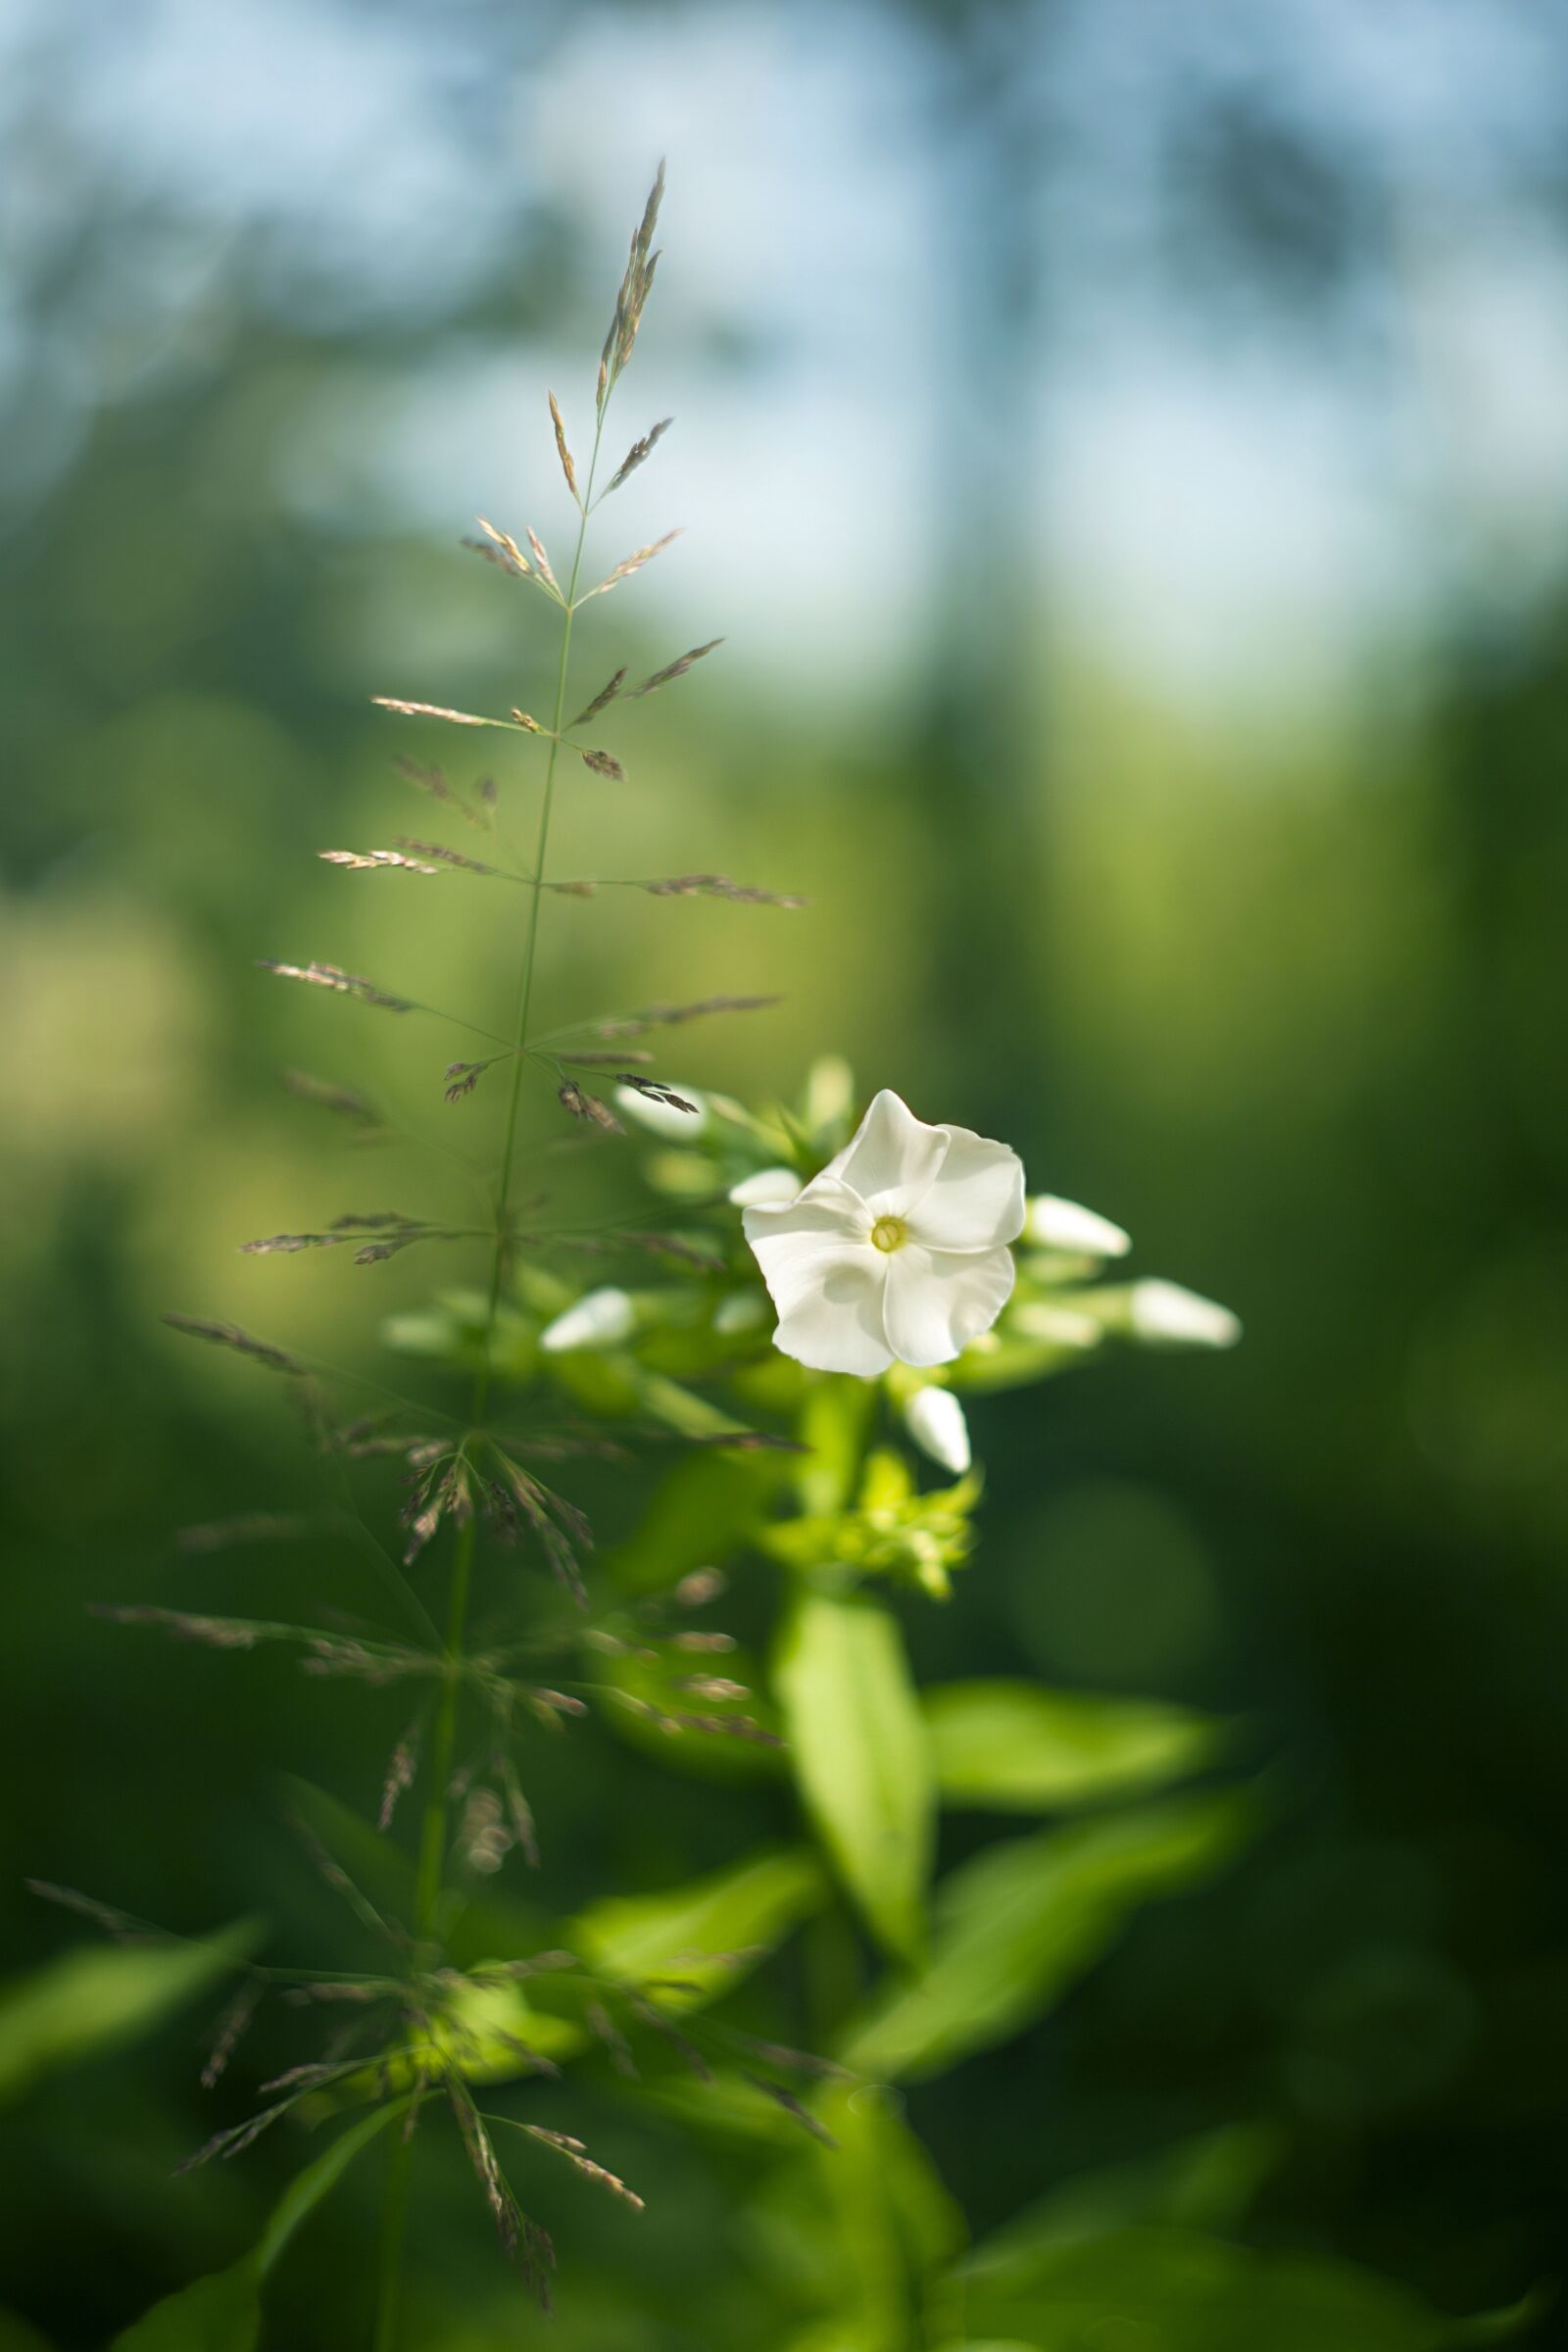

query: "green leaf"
xmin=0 ymin=1922 xmax=259 ymax=2106
xmin=742 ymin=2080 xmax=967 ymax=2352
xmin=574 ymin=1845 xmax=827 ymax=2009
xmin=933 ymin=2225 xmax=1541 ymax=2351
xmin=591 ymin=1636 xmax=785 ymax=1782
xmin=112 ymin=2098 xmax=410 ymax=2350
xmin=965 ymin=2123 xmax=1282 ymax=2265
xmin=841 ymin=1791 xmax=1253 ymax=2082
xmin=281 ymin=1779 xmax=552 ymax=1974
xmin=925 ymin=1682 xmax=1221 ymax=1814
xmin=604 ymin=1442 xmax=787 ymax=1594
xmin=773 ymin=1588 xmax=935 ymax=1963
xmin=0 ymin=2315 xmax=56 ymax=2352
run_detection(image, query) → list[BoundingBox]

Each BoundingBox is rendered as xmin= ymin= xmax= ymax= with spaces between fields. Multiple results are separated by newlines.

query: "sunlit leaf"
xmin=842 ymin=1791 xmax=1253 ymax=2082
xmin=0 ymin=1922 xmax=258 ymax=2107
xmin=932 ymin=2225 xmax=1541 ymax=2351
xmin=605 ymin=1443 xmax=787 ymax=1594
xmin=111 ymin=2097 xmax=411 ymax=2350
xmin=742 ymin=2079 xmax=966 ymax=2352
xmin=773 ymin=1588 xmax=935 ymax=1964
xmin=964 ymin=2123 xmax=1282 ymax=2264
xmin=574 ymin=1846 xmax=827 ymax=2009
xmin=925 ymin=1681 xmax=1221 ymax=1813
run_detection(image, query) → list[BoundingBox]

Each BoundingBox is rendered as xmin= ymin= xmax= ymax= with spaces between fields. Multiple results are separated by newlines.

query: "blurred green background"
xmin=3 ymin=0 xmax=1567 ymax=2343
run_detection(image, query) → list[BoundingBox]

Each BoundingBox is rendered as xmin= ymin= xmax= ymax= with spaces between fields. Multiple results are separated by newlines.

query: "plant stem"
xmin=371 ymin=415 xmax=607 ymax=2352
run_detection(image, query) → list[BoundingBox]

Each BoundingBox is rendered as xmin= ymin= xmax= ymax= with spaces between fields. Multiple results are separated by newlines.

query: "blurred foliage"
xmin=3 ymin=1 xmax=1568 ymax=2347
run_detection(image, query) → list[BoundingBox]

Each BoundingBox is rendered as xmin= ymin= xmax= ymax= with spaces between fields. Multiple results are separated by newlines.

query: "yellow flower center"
xmin=870 ymin=1214 xmax=907 ymax=1253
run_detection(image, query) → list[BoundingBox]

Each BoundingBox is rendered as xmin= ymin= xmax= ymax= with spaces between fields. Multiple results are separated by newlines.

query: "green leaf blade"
xmin=925 ymin=1681 xmax=1222 ymax=1814
xmin=0 ymin=1922 xmax=260 ymax=2108
xmin=842 ymin=1791 xmax=1253 ymax=2082
xmin=773 ymin=1588 xmax=935 ymax=1964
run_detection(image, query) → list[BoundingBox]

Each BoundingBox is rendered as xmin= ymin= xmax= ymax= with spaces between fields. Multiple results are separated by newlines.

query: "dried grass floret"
xmin=257 ymin=960 xmax=414 ymax=1012
xmin=607 ymin=416 xmax=672 ymax=492
xmin=631 ymin=639 xmax=724 ymax=696
xmin=162 ymin=1313 xmax=305 ymax=1375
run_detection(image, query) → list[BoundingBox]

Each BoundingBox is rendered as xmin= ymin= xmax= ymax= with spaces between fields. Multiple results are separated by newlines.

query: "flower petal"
xmin=820 ymin=1089 xmax=948 ymax=1217
xmin=881 ymin=1243 xmax=1015 ymax=1367
xmin=772 ymin=1260 xmax=894 ymax=1376
xmin=908 ymin=1124 xmax=1026 ymax=1251
xmin=743 ymin=1174 xmax=895 ymax=1376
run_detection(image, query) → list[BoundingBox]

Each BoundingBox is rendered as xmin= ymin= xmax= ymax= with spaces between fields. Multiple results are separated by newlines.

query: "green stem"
xmin=371 ymin=414 xmax=608 ymax=2352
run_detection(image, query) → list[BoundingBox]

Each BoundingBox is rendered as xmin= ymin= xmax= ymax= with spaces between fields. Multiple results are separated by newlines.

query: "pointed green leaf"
xmin=925 ymin=1682 xmax=1220 ymax=1814
xmin=112 ymin=2098 xmax=411 ymax=2350
xmin=934 ymin=2225 xmax=1542 ymax=2351
xmin=0 ymin=1922 xmax=259 ymax=2107
xmin=773 ymin=1589 xmax=935 ymax=1963
xmin=575 ymin=1845 xmax=827 ymax=2008
xmin=842 ymin=1791 xmax=1252 ymax=2082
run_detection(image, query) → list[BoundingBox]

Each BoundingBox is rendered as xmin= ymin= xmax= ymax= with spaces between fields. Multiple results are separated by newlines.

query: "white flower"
xmin=903 ymin=1385 xmax=972 ymax=1474
xmin=539 ymin=1287 xmax=636 ymax=1352
xmin=742 ymin=1089 xmax=1025 ymax=1376
xmin=1023 ymin=1193 xmax=1130 ymax=1258
xmin=1128 ymin=1279 xmax=1241 ymax=1348
xmin=727 ymin=1166 xmax=802 ymax=1207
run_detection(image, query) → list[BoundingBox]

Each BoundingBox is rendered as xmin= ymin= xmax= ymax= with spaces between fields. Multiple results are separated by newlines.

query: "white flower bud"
xmin=712 ymin=1289 xmax=767 ymax=1335
xmin=1023 ymin=1194 xmax=1131 ymax=1258
xmin=903 ymin=1386 xmax=972 ymax=1475
xmin=728 ymin=1166 xmax=802 ymax=1207
xmin=613 ymin=1084 xmax=709 ymax=1140
xmin=1128 ymin=1279 xmax=1241 ymax=1348
xmin=539 ymin=1287 xmax=636 ymax=1352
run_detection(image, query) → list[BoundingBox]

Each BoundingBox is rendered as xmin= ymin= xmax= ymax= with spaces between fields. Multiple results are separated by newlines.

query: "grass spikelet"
xmin=318 ymin=849 xmax=443 ymax=875
xmin=614 ymin=1075 xmax=699 ymax=1114
xmin=525 ymin=528 xmax=560 ymax=597
xmin=741 ymin=2074 xmax=838 ymax=2147
xmin=581 ymin=993 xmax=780 ymax=1040
xmin=580 ymin=529 xmax=681 ymax=603
xmin=639 ymin=872 xmax=805 ymax=906
xmin=176 ymin=1511 xmax=311 ymax=1553
xmin=201 ymin=1979 xmax=264 ymax=2089
xmin=631 ymin=639 xmax=724 ymax=697
xmin=518 ymin=2125 xmax=646 ymax=2212
xmin=445 ymin=1056 xmax=505 ymax=1103
xmin=162 ymin=1313 xmax=305 ymax=1375
xmin=373 ymin=696 xmax=538 ymax=738
xmin=256 ymin=960 xmax=414 ymax=1012
xmin=25 ymin=1880 xmax=147 ymax=1940
xmin=393 ymin=755 xmax=493 ymax=833
xmin=607 ymin=416 xmax=671 ymax=493
xmin=579 ymin=747 xmax=625 ymax=782
xmin=282 ymin=1069 xmax=381 ymax=1125
xmin=558 ymin=1081 xmax=623 ymax=1134
xmin=548 ymin=393 xmax=578 ymax=500
xmin=472 ymin=517 xmax=531 ymax=575
xmin=393 ymin=837 xmax=497 ymax=874
xmin=571 ymin=668 xmax=625 ymax=727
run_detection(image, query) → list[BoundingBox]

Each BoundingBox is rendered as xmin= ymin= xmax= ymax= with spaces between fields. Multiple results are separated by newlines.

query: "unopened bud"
xmin=1128 ymin=1279 xmax=1241 ymax=1348
xmin=728 ymin=1166 xmax=801 ymax=1207
xmin=902 ymin=1386 xmax=972 ymax=1475
xmin=539 ymin=1287 xmax=636 ymax=1352
xmin=1023 ymin=1194 xmax=1131 ymax=1257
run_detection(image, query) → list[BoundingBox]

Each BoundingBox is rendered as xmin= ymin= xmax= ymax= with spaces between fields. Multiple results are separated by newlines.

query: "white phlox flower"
xmin=742 ymin=1089 xmax=1025 ymax=1376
